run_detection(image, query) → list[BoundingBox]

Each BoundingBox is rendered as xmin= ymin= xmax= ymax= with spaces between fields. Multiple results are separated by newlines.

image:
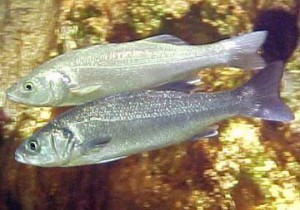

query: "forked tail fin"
xmin=221 ymin=31 xmax=267 ymax=70
xmin=235 ymin=61 xmax=294 ymax=122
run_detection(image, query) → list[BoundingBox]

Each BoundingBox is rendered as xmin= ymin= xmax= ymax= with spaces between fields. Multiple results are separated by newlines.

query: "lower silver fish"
xmin=15 ymin=61 xmax=294 ymax=167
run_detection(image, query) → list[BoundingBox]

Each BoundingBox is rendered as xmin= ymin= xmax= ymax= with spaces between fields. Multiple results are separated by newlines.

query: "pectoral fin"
xmin=81 ymin=136 xmax=111 ymax=154
xmin=190 ymin=125 xmax=219 ymax=141
xmin=70 ymin=85 xmax=101 ymax=96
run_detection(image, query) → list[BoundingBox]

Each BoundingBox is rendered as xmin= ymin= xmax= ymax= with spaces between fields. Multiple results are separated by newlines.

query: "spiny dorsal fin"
xmin=141 ymin=34 xmax=188 ymax=45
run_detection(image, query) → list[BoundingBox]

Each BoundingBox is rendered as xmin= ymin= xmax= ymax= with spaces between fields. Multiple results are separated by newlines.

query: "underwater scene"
xmin=1 ymin=0 xmax=300 ymax=209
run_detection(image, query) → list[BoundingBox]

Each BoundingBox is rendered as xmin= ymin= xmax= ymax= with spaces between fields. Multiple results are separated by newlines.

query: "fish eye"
xmin=24 ymin=82 xmax=34 ymax=91
xmin=27 ymin=139 xmax=40 ymax=152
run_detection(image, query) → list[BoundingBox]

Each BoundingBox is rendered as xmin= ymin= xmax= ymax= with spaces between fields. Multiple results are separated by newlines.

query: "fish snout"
xmin=5 ymin=84 xmax=23 ymax=103
xmin=6 ymin=84 xmax=15 ymax=96
xmin=15 ymin=144 xmax=29 ymax=164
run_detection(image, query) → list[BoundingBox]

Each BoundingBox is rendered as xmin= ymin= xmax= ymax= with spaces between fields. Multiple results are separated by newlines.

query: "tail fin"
xmin=235 ymin=61 xmax=294 ymax=122
xmin=221 ymin=31 xmax=267 ymax=70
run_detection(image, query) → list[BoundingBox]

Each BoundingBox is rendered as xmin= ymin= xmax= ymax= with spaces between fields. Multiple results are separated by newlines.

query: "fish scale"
xmin=63 ymin=91 xmax=224 ymax=122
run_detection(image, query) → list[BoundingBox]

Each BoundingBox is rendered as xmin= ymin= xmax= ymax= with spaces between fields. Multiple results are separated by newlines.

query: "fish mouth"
xmin=15 ymin=153 xmax=26 ymax=164
xmin=6 ymin=91 xmax=21 ymax=103
xmin=6 ymin=91 xmax=35 ymax=106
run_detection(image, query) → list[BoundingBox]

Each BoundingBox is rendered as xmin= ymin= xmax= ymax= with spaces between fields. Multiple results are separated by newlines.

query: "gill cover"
xmin=51 ymin=126 xmax=76 ymax=164
xmin=48 ymin=72 xmax=70 ymax=106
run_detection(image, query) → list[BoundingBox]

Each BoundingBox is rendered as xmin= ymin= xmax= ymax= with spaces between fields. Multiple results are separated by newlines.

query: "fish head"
xmin=6 ymin=71 xmax=69 ymax=107
xmin=15 ymin=124 xmax=76 ymax=167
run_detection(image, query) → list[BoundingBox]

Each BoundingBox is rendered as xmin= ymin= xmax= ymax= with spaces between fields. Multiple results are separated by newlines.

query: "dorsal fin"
xmin=155 ymin=77 xmax=201 ymax=92
xmin=141 ymin=34 xmax=188 ymax=45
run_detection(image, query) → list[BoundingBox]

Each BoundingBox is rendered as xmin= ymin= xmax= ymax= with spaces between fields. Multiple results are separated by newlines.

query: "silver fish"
xmin=14 ymin=61 xmax=293 ymax=167
xmin=6 ymin=31 xmax=267 ymax=107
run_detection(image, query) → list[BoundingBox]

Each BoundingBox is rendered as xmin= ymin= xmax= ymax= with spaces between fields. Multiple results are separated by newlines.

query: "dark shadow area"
xmin=254 ymin=8 xmax=299 ymax=63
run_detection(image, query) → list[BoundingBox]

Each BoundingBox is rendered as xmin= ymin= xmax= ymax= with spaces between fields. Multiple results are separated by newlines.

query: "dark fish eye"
xmin=27 ymin=140 xmax=39 ymax=152
xmin=24 ymin=82 xmax=34 ymax=91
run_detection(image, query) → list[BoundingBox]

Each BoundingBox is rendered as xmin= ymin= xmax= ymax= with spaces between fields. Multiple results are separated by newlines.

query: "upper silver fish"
xmin=15 ymin=61 xmax=294 ymax=167
xmin=6 ymin=31 xmax=267 ymax=107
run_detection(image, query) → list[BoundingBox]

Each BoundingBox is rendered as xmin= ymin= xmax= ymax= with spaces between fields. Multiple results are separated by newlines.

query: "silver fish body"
xmin=6 ymin=32 xmax=267 ymax=106
xmin=14 ymin=62 xmax=294 ymax=167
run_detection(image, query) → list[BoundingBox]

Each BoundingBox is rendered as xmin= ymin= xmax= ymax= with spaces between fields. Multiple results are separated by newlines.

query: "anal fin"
xmin=190 ymin=125 xmax=219 ymax=141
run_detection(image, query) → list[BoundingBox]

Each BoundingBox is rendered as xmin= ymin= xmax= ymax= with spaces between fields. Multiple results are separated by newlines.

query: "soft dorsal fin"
xmin=81 ymin=136 xmax=111 ymax=154
xmin=141 ymin=34 xmax=188 ymax=45
xmin=155 ymin=77 xmax=201 ymax=93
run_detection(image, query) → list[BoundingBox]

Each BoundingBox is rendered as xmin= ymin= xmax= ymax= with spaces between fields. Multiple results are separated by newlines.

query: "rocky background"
xmin=0 ymin=0 xmax=300 ymax=209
